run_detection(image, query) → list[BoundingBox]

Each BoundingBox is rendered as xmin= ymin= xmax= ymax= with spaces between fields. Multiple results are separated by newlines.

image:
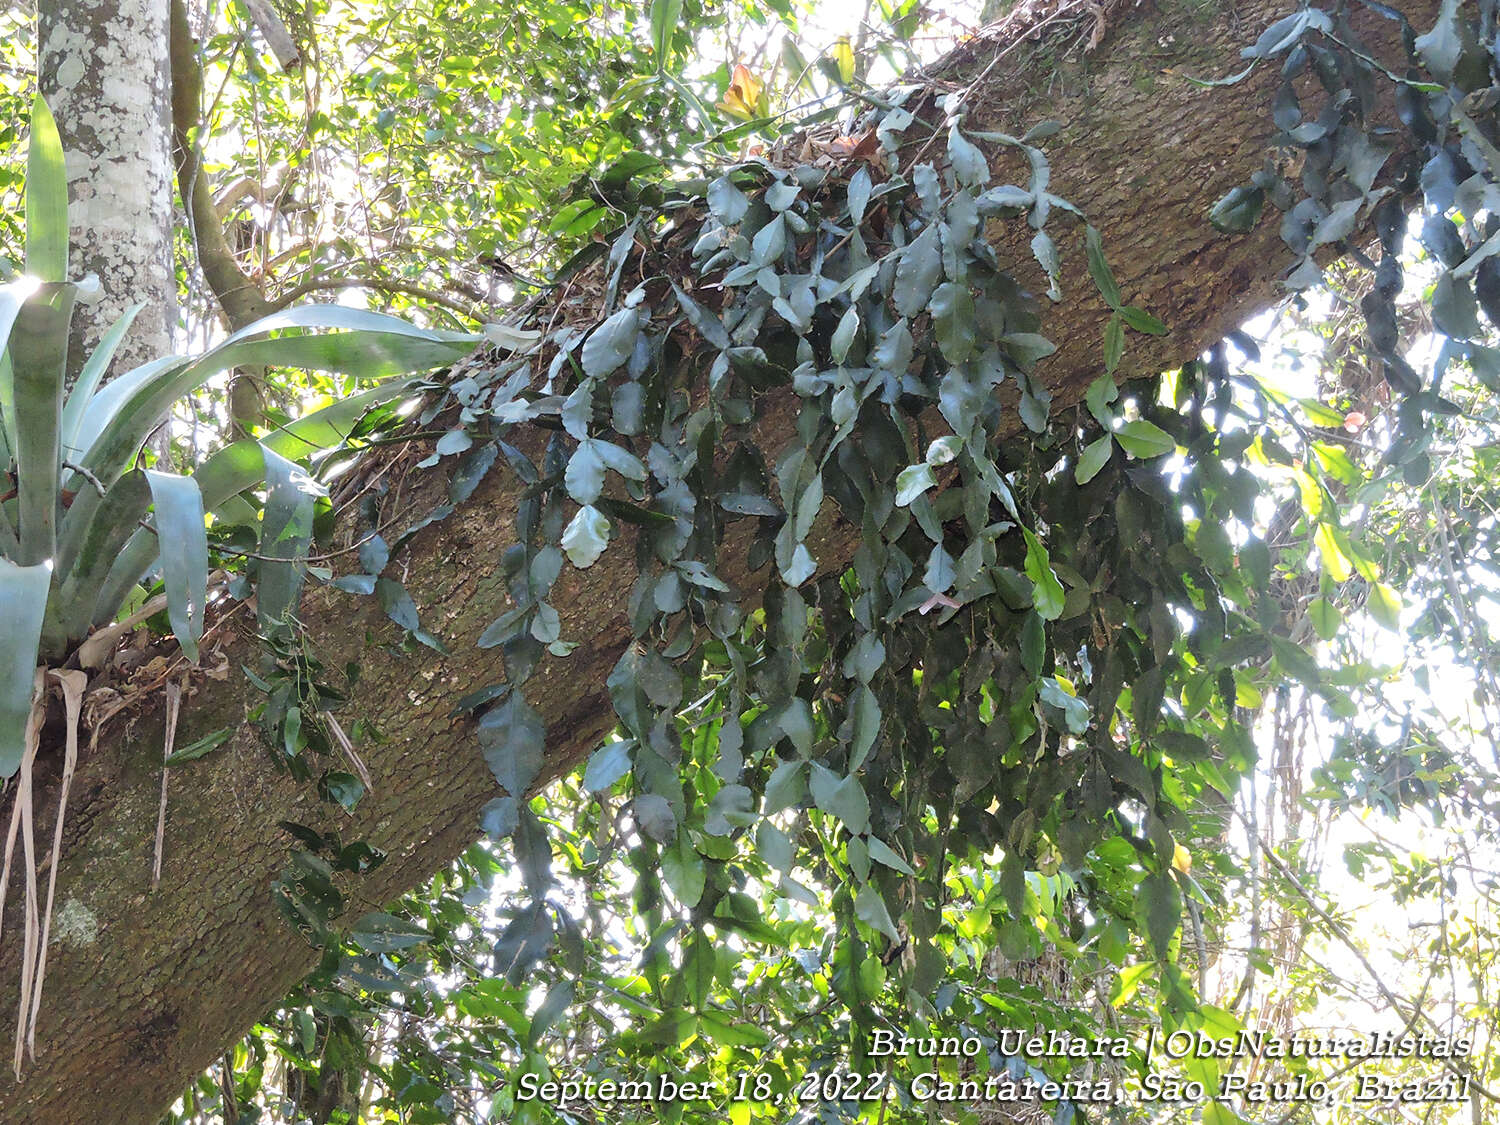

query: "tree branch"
xmin=0 ymin=2 xmax=1436 ymax=1119
xmin=240 ymin=0 xmax=301 ymax=72
xmin=170 ymin=0 xmax=275 ymax=334
xmin=270 ymin=276 xmax=484 ymax=320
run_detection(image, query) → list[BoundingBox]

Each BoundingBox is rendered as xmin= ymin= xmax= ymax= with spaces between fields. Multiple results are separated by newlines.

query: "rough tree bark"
xmin=37 ymin=0 xmax=178 ymax=374
xmin=0 ymin=1 xmax=1433 ymax=1119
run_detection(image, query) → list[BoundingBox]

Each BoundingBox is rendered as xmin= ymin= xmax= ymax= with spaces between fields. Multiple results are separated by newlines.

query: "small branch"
xmin=213 ymin=175 xmax=262 ymax=220
xmin=241 ymin=0 xmax=301 ymax=71
xmin=270 ymin=276 xmax=483 ymax=320
xmin=1242 ymin=813 xmax=1500 ymax=1105
xmin=61 ymin=461 xmax=107 ymax=499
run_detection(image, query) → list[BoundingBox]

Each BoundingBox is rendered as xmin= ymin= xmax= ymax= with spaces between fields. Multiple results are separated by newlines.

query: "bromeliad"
xmin=0 ymin=95 xmax=476 ymax=1075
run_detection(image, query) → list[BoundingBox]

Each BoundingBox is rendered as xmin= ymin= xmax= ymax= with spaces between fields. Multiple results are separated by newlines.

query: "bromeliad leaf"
xmin=59 ymin=302 xmax=145 ymax=458
xmin=24 ymin=95 xmax=67 ymax=283
xmin=11 ymin=286 xmax=72 ymax=566
xmin=144 ymin=471 xmax=209 ymax=663
xmin=0 ymin=559 xmax=49 ymax=778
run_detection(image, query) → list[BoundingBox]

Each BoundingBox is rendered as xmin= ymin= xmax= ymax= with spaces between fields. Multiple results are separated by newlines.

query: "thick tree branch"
xmin=170 ymin=0 xmax=275 ymax=334
xmin=0 ymin=2 xmax=1435 ymax=1119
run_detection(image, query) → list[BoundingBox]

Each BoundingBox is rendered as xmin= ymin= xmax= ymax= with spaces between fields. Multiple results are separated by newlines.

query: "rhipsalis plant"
xmin=172 ymin=4 xmax=1500 ymax=1121
xmin=310 ymin=82 xmax=1266 ymax=1108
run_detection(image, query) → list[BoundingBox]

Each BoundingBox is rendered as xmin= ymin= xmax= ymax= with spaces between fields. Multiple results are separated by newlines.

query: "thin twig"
xmin=29 ymin=670 xmax=87 ymax=1058
xmin=152 ymin=683 xmax=183 ymax=889
xmin=61 ymin=461 xmax=108 ymax=498
xmin=11 ymin=673 xmax=44 ymax=1076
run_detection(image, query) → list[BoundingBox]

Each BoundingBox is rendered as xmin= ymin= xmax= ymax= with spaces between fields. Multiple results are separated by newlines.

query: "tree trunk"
xmin=37 ymin=0 xmax=178 ymax=374
xmin=0 ymin=1 xmax=1432 ymax=1119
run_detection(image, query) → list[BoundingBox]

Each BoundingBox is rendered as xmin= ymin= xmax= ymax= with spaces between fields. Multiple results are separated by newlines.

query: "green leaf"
xmin=671 ymin=283 xmax=730 ymax=350
xmin=1368 ymin=582 xmax=1402 ymax=630
xmin=1103 ymin=311 xmax=1125 ymax=373
xmin=11 ymin=286 xmax=72 ymax=566
xmin=750 ymin=213 xmax=786 ymax=265
xmin=582 ymin=307 xmax=641 ymax=379
xmin=1118 ymin=305 xmax=1168 ymax=335
xmin=855 ymin=884 xmax=899 ymax=940
xmin=661 ymin=834 xmax=705 ymax=907
xmin=1414 ymin=0 xmax=1463 ymax=80
xmin=1075 ymin=435 xmax=1113 ymax=484
xmin=895 ymin=463 xmax=936 ymax=506
xmin=649 ymin=0 xmax=683 ymax=65
xmin=257 ymin=444 xmax=318 ymax=635
xmin=561 ymin=505 xmax=610 ymax=568
xmin=698 ymin=1010 xmax=769 ymax=1048
xmin=762 ymin=759 xmax=805 ymax=814
xmin=1039 ymin=677 xmax=1090 ymax=734
xmin=1022 ymin=528 xmax=1065 ymax=621
xmin=479 ymin=691 xmax=546 ymax=797
xmin=1209 ymin=185 xmax=1264 ymax=234
xmin=479 ymin=795 xmax=519 ymax=839
xmin=1313 ymin=522 xmax=1352 ymax=583
xmin=525 ymin=980 xmax=575 ymax=1048
xmin=1084 ymin=225 xmax=1121 ymax=309
xmin=25 ymin=95 xmax=68 ymax=283
xmin=707 ymin=175 xmax=749 ymax=225
xmin=1307 ymin=598 xmax=1341 ymax=641
xmin=0 ymin=558 xmax=49 ymax=777
xmin=830 ymin=306 xmax=860 ymax=364
xmin=376 ymin=576 xmax=445 ymax=652
xmin=1000 ymin=332 xmax=1056 ymax=368
xmin=1139 ymin=871 xmax=1181 ymax=956
xmin=930 ymin=281 xmax=976 ymax=363
xmin=565 ymin=440 xmax=604 ymax=505
xmin=349 ymin=911 xmax=430 ymax=954
xmin=1113 ymin=419 xmax=1176 ymax=458
xmin=1030 ymin=229 xmax=1061 ymax=300
xmin=634 ymin=793 xmax=677 ymax=842
xmin=867 ymin=837 xmax=914 ymax=875
xmin=947 ymin=124 xmax=989 ymax=188
xmin=162 ymin=727 xmax=233 ymax=767
xmin=584 ymin=741 xmax=632 ymax=792
xmin=1021 ymin=610 xmax=1044 ymax=677
xmin=893 ymin=224 xmax=942 ymax=318
xmin=809 ymin=764 xmax=870 ymax=834
xmin=846 ymin=166 xmax=872 ymax=225
xmin=144 ymin=471 xmax=209 ymax=662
